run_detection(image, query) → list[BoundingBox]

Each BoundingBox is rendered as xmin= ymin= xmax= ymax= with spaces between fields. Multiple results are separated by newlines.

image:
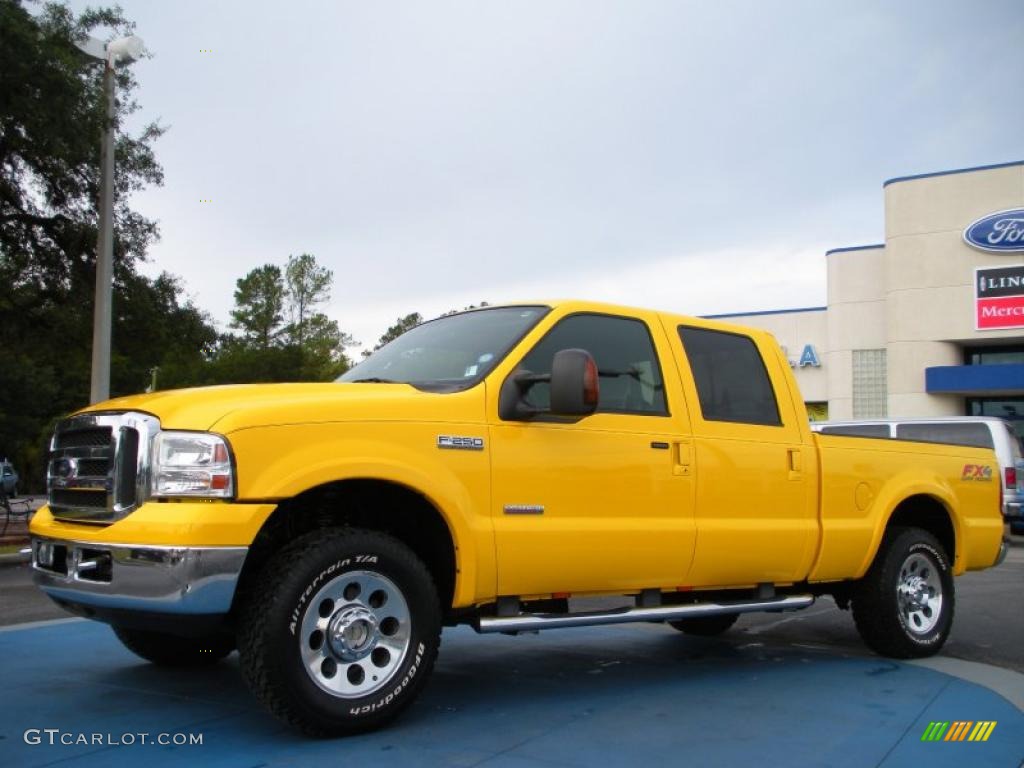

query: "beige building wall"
xmin=884 ymin=163 xmax=1024 ymax=416
xmin=826 ymin=245 xmax=886 ymax=419
xmin=706 ymin=160 xmax=1024 ymax=422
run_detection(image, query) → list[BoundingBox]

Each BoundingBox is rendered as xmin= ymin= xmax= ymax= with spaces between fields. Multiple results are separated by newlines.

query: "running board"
xmin=475 ymin=594 xmax=815 ymax=634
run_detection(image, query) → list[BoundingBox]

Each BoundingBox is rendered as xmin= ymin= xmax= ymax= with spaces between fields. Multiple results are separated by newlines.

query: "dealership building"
xmin=705 ymin=159 xmax=1024 ymax=437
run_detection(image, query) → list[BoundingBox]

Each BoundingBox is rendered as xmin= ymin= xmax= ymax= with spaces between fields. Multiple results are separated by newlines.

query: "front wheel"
xmin=852 ymin=527 xmax=954 ymax=658
xmin=238 ymin=528 xmax=441 ymax=736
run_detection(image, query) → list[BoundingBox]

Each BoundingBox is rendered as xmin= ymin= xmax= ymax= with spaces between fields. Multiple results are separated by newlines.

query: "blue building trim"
xmin=701 ymin=306 xmax=828 ymax=320
xmin=884 ymin=159 xmax=1024 ymax=188
xmin=925 ymin=364 xmax=1024 ymax=395
xmin=825 ymin=243 xmax=884 ymax=256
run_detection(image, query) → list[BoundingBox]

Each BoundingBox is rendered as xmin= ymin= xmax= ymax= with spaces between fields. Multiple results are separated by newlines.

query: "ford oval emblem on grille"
xmin=964 ymin=209 xmax=1024 ymax=253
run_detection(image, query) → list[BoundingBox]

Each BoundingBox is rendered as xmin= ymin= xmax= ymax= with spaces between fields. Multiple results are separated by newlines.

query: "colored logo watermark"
xmin=921 ymin=721 xmax=997 ymax=742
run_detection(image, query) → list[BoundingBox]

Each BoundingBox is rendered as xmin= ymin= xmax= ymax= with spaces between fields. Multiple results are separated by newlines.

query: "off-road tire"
xmin=113 ymin=626 xmax=235 ymax=666
xmin=852 ymin=527 xmax=954 ymax=658
xmin=669 ymin=613 xmax=739 ymax=636
xmin=238 ymin=528 xmax=442 ymax=737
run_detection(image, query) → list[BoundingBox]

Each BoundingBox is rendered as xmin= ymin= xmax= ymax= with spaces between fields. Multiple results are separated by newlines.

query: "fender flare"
xmin=855 ymin=475 xmax=962 ymax=579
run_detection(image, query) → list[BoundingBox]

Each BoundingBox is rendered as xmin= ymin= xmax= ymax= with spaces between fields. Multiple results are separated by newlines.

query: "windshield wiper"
xmin=347 ymin=377 xmax=401 ymax=384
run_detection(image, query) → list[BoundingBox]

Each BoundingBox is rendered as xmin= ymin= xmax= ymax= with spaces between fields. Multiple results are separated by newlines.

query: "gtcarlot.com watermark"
xmin=24 ymin=729 xmax=203 ymax=747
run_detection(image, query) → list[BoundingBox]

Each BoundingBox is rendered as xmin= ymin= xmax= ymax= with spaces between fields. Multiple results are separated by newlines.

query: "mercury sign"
xmin=976 ymin=265 xmax=1024 ymax=330
xmin=964 ymin=209 xmax=1024 ymax=252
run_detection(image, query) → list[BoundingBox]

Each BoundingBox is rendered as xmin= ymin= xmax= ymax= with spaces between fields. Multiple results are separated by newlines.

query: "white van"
xmin=812 ymin=417 xmax=1024 ymax=532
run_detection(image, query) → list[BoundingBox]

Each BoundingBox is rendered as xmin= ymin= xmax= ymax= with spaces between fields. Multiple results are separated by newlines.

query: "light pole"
xmin=74 ymin=34 xmax=145 ymax=404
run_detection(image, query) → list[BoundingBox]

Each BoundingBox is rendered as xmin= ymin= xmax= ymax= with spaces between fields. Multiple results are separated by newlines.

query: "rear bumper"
xmin=31 ymin=536 xmax=247 ymax=616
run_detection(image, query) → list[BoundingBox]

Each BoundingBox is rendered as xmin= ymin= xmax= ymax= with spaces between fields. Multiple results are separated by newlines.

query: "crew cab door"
xmin=488 ymin=311 xmax=696 ymax=597
xmin=668 ymin=323 xmax=818 ymax=586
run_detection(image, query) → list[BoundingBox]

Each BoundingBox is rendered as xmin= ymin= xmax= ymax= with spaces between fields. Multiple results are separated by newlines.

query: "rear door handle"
xmin=788 ymin=448 xmax=802 ymax=480
xmin=674 ymin=440 xmax=692 ymax=476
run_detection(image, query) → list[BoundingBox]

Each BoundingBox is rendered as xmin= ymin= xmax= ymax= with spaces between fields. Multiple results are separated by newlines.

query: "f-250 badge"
xmin=437 ymin=435 xmax=484 ymax=450
xmin=961 ymin=464 xmax=993 ymax=481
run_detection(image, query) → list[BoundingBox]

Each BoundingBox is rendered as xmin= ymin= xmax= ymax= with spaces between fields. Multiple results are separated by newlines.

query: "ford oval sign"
xmin=964 ymin=209 xmax=1024 ymax=252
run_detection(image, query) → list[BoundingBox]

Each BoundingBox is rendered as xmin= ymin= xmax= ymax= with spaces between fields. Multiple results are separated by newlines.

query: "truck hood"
xmin=82 ymin=382 xmax=484 ymax=433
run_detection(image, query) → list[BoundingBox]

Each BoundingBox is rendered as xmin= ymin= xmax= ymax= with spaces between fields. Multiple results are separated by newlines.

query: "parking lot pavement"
xmin=1 ymin=620 xmax=1022 ymax=768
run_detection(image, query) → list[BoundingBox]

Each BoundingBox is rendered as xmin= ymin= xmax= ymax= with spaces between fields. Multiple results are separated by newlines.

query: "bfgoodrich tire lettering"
xmin=852 ymin=527 xmax=954 ymax=659
xmin=238 ymin=528 xmax=441 ymax=736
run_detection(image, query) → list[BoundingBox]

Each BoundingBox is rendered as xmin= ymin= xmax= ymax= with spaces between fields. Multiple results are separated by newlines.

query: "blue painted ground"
xmin=0 ymin=620 xmax=1021 ymax=767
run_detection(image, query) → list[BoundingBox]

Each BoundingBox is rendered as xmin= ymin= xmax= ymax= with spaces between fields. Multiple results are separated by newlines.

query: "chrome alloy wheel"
xmin=299 ymin=570 xmax=412 ymax=698
xmin=896 ymin=552 xmax=943 ymax=635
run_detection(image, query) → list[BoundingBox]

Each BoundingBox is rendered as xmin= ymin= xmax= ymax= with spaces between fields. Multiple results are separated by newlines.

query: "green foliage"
xmin=219 ymin=255 xmax=356 ymax=383
xmin=0 ymin=1 xmax=215 ymax=490
xmin=374 ymin=313 xmax=424 ymax=351
xmin=230 ymin=264 xmax=285 ymax=348
xmin=285 ymin=253 xmax=331 ymax=346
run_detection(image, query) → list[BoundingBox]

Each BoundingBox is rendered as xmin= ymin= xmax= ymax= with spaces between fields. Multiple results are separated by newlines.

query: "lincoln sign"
xmin=976 ymin=265 xmax=1024 ymax=330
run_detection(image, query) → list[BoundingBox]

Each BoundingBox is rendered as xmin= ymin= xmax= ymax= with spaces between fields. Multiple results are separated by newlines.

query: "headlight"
xmin=151 ymin=432 xmax=234 ymax=498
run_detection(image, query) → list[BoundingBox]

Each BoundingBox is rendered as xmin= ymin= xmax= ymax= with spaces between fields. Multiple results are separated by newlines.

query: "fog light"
xmin=37 ymin=542 xmax=53 ymax=567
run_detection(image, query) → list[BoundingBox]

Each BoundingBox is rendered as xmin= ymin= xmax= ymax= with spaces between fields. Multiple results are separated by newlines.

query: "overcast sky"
xmin=64 ymin=0 xmax=1024 ymax=352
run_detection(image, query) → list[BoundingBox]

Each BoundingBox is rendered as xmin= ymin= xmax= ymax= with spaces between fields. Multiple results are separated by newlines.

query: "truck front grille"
xmin=47 ymin=412 xmax=159 ymax=524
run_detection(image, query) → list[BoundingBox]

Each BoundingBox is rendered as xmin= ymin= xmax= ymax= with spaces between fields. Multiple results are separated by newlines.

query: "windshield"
xmin=338 ymin=306 xmax=549 ymax=391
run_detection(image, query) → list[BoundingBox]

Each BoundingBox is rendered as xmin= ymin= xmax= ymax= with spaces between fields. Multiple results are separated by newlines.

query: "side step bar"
xmin=476 ymin=594 xmax=814 ymax=634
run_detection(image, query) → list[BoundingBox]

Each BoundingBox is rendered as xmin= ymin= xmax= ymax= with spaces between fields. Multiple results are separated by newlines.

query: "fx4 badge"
xmin=437 ymin=435 xmax=484 ymax=451
xmin=961 ymin=464 xmax=993 ymax=481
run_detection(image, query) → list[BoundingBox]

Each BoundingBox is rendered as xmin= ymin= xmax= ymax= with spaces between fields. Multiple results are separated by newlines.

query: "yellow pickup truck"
xmin=30 ymin=300 xmax=1006 ymax=735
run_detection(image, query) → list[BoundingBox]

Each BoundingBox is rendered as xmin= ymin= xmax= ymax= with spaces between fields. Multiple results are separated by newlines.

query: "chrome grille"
xmin=47 ymin=412 xmax=159 ymax=524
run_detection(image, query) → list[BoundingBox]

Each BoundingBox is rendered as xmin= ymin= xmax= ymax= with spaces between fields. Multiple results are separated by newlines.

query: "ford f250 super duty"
xmin=30 ymin=300 xmax=1007 ymax=735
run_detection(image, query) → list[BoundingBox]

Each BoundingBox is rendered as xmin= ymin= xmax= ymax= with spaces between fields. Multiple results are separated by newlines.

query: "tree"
xmin=0 ymin=1 xmax=216 ymax=491
xmin=285 ymin=253 xmax=332 ymax=346
xmin=230 ymin=264 xmax=285 ymax=348
xmin=217 ymin=255 xmax=357 ymax=383
xmin=374 ymin=313 xmax=423 ymax=351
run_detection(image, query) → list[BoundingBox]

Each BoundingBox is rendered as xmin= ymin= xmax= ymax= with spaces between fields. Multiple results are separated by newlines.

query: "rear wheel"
xmin=669 ymin=613 xmax=739 ymax=636
xmin=113 ymin=626 xmax=235 ymax=666
xmin=852 ymin=527 xmax=954 ymax=658
xmin=238 ymin=528 xmax=441 ymax=736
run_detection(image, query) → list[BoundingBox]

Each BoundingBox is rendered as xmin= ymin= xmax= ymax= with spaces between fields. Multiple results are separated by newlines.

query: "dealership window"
xmin=852 ymin=349 xmax=887 ymax=419
xmin=805 ymin=402 xmax=829 ymax=422
xmin=964 ymin=345 xmax=1024 ymax=366
xmin=678 ymin=326 xmax=781 ymax=426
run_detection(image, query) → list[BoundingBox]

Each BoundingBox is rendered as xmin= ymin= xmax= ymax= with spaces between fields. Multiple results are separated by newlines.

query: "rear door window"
xmin=678 ymin=326 xmax=780 ymax=426
xmin=896 ymin=422 xmax=994 ymax=449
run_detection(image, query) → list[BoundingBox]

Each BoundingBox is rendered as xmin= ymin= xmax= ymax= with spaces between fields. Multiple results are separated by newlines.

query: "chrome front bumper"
xmin=31 ymin=537 xmax=247 ymax=615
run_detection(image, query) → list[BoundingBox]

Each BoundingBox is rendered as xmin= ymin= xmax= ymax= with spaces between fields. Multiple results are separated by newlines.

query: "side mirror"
xmin=497 ymin=348 xmax=600 ymax=421
xmin=550 ymin=349 xmax=599 ymax=416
